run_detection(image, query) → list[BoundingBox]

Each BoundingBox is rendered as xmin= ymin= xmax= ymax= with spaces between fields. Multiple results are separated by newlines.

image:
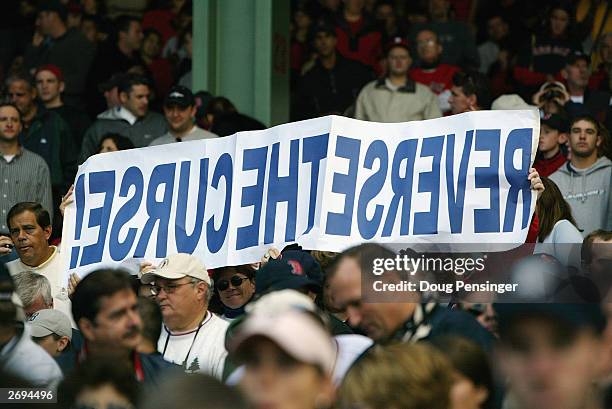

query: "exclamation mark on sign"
xmin=70 ymin=174 xmax=86 ymax=269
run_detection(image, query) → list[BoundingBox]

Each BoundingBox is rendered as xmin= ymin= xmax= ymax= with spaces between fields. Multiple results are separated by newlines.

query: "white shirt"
xmin=158 ymin=311 xmax=229 ymax=379
xmin=7 ymin=246 xmax=73 ymax=324
xmin=0 ymin=325 xmax=63 ymax=388
xmin=534 ymin=219 xmax=584 ymax=268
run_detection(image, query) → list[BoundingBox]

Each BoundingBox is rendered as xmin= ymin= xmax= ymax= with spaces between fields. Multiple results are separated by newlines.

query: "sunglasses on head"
xmin=216 ymin=275 xmax=248 ymax=292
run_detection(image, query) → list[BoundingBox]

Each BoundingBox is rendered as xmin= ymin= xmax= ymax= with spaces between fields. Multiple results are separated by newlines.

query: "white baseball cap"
xmin=27 ymin=309 xmax=72 ymax=340
xmin=230 ymin=310 xmax=336 ymax=374
xmin=141 ymin=253 xmax=211 ymax=286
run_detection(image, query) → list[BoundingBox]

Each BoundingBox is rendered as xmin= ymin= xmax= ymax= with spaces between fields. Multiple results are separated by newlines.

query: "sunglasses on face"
xmin=216 ymin=275 xmax=248 ymax=292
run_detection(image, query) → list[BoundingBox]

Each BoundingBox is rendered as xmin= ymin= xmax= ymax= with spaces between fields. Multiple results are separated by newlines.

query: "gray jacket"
xmin=80 ymin=107 xmax=167 ymax=162
xmin=549 ymin=157 xmax=612 ymax=236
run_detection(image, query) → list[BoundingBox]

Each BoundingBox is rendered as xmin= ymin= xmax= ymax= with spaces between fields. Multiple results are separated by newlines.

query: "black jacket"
xmin=293 ymin=54 xmax=373 ymax=120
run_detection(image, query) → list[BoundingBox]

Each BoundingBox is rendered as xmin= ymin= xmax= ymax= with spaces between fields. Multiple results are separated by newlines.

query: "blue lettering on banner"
xmin=357 ymin=140 xmax=388 ymax=239
xmin=326 ymin=136 xmax=361 ymax=236
xmin=69 ymin=174 xmax=86 ymax=269
xmin=176 ymin=159 xmax=209 ymax=253
xmin=474 ymin=129 xmax=501 ymax=233
xmin=109 ymin=167 xmax=144 ymax=261
xmin=80 ymin=171 xmax=115 ymax=266
xmin=445 ymin=132 xmax=472 ymax=234
xmin=503 ymin=128 xmax=532 ymax=231
xmin=382 ymin=139 xmax=418 ymax=237
xmin=207 ymin=153 xmax=233 ymax=253
xmin=236 ymin=147 xmax=268 ymax=250
xmin=265 ymin=140 xmax=299 ymax=244
xmin=301 ymin=134 xmax=329 ymax=235
xmin=413 ymin=136 xmax=444 ymax=235
xmin=134 ymin=163 xmax=176 ymax=257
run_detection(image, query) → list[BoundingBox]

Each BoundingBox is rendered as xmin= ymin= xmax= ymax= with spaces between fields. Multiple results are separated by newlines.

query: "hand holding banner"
xmin=61 ymin=111 xmax=540 ymax=277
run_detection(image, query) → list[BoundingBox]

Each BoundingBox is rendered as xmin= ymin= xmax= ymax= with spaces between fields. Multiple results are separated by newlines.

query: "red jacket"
xmin=335 ymin=16 xmax=382 ymax=75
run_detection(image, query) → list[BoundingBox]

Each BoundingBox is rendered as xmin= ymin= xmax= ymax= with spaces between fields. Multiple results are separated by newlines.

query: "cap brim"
xmin=29 ymin=325 xmax=54 ymax=338
xmin=140 ymin=270 xmax=187 ymax=284
xmin=230 ymin=313 xmax=334 ymax=373
xmin=266 ymin=277 xmax=321 ymax=293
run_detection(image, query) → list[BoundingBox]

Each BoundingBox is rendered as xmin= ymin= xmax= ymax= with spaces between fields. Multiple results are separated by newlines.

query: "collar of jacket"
xmin=375 ymin=77 xmax=416 ymax=93
xmin=114 ymin=106 xmax=139 ymax=125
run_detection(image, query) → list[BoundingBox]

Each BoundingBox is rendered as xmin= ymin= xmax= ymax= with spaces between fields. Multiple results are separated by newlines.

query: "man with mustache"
xmin=67 ymin=268 xmax=175 ymax=385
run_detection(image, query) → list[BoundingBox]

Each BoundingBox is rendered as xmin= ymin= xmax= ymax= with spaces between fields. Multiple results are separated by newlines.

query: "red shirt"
xmin=534 ymin=151 xmax=567 ymax=177
xmin=410 ymin=64 xmax=460 ymax=94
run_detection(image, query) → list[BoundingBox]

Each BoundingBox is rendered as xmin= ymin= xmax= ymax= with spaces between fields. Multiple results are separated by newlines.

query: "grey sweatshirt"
xmin=80 ymin=106 xmax=168 ymax=163
xmin=549 ymin=157 xmax=612 ymax=237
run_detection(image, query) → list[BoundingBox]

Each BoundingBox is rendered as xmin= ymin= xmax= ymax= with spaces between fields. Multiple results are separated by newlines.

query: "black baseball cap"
xmin=566 ymin=50 xmax=590 ymax=66
xmin=541 ymin=113 xmax=569 ymax=133
xmin=38 ymin=0 xmax=68 ymax=21
xmin=164 ymin=85 xmax=195 ymax=108
xmin=311 ymin=20 xmax=336 ymax=38
xmin=255 ymin=260 xmax=321 ymax=296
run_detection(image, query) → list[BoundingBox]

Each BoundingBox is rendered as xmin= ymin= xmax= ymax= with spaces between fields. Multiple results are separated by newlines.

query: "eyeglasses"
xmin=216 ymin=275 xmax=248 ymax=292
xmin=150 ymin=280 xmax=194 ymax=296
xmin=417 ymin=39 xmax=436 ymax=48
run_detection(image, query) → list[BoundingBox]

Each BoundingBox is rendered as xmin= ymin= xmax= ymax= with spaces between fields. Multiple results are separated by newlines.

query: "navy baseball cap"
xmin=541 ymin=113 xmax=569 ymax=133
xmin=255 ymin=260 xmax=321 ymax=296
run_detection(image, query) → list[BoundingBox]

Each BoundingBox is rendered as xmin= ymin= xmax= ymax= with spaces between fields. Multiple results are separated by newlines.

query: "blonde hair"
xmin=337 ymin=342 xmax=454 ymax=409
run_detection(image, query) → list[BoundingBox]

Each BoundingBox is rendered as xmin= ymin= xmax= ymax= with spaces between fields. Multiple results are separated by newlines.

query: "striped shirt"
xmin=0 ymin=147 xmax=53 ymax=234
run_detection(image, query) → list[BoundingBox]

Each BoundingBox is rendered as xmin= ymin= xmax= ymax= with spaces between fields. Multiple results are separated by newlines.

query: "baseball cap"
xmin=140 ymin=253 xmax=212 ymax=286
xmin=385 ymin=36 xmax=410 ymax=54
xmin=230 ymin=310 xmax=336 ymax=374
xmin=566 ymin=50 xmax=590 ymax=66
xmin=311 ymin=20 xmax=336 ymax=38
xmin=98 ymin=73 xmax=127 ymax=93
xmin=164 ymin=86 xmax=195 ymax=108
xmin=27 ymin=309 xmax=72 ymax=340
xmin=491 ymin=94 xmax=535 ymax=110
xmin=281 ymin=250 xmax=324 ymax=287
xmin=35 ymin=64 xmax=64 ymax=82
xmin=255 ymin=259 xmax=321 ymax=295
xmin=495 ymin=303 xmax=607 ymax=335
xmin=541 ymin=112 xmax=569 ymax=132
xmin=38 ymin=0 xmax=68 ymax=21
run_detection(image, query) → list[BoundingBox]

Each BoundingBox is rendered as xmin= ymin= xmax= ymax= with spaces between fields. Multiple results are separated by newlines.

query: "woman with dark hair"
xmin=534 ymin=176 xmax=583 ymax=267
xmin=97 ymin=133 xmax=135 ymax=153
xmin=211 ymin=265 xmax=256 ymax=321
xmin=429 ymin=336 xmax=495 ymax=409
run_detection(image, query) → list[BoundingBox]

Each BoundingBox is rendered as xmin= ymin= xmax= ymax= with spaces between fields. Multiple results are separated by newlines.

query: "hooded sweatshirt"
xmin=80 ymin=106 xmax=167 ymax=163
xmin=549 ymin=157 xmax=612 ymax=237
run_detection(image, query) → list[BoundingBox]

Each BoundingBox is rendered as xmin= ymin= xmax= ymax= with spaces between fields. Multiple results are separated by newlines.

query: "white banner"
xmin=61 ymin=111 xmax=540 ymax=277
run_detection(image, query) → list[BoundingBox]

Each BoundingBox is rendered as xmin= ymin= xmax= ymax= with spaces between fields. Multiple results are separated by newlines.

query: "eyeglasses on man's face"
xmin=149 ymin=280 xmax=194 ymax=296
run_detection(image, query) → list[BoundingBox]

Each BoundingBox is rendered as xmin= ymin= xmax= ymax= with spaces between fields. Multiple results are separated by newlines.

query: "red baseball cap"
xmin=35 ymin=64 xmax=64 ymax=82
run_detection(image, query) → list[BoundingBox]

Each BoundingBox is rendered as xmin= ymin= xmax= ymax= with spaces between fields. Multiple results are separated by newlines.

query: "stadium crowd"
xmin=0 ymin=0 xmax=612 ymax=408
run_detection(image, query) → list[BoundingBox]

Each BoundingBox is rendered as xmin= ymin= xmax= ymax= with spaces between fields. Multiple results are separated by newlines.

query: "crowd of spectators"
xmin=0 ymin=0 xmax=611 ymax=409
